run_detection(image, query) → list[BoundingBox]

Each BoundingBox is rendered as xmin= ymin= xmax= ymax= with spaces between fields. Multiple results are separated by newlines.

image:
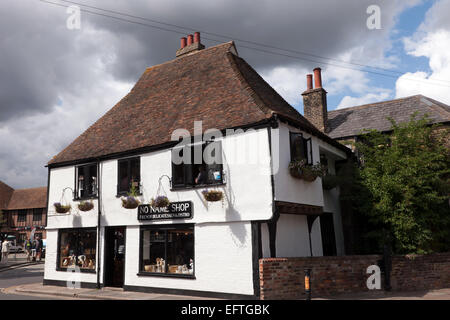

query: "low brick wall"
xmin=259 ymin=252 xmax=450 ymax=299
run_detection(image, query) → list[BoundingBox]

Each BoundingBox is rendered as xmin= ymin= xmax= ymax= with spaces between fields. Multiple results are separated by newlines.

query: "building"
xmin=0 ymin=181 xmax=47 ymax=244
xmin=301 ymin=75 xmax=450 ymax=148
xmin=43 ymin=33 xmax=351 ymax=298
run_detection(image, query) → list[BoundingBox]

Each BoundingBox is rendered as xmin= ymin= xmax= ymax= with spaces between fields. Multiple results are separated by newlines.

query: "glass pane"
xmin=166 ymin=229 xmax=194 ymax=275
xmin=142 ymin=230 xmax=166 ymax=273
xmin=130 ymin=158 xmax=140 ymax=188
xmin=59 ymin=229 xmax=96 ymax=270
xmin=290 ymin=133 xmax=306 ymax=161
xmin=118 ymin=160 xmax=129 ymax=192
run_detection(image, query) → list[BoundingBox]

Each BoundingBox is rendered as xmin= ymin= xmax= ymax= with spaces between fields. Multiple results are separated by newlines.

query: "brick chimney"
xmin=302 ymin=68 xmax=328 ymax=132
xmin=176 ymin=32 xmax=205 ymax=58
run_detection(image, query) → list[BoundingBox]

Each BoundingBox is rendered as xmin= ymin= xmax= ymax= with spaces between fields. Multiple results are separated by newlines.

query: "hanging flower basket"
xmin=78 ymin=200 xmax=94 ymax=212
xmin=54 ymin=202 xmax=71 ymax=214
xmin=202 ymin=189 xmax=224 ymax=202
xmin=121 ymin=196 xmax=140 ymax=209
xmin=288 ymin=159 xmax=326 ymax=182
xmin=150 ymin=195 xmax=170 ymax=208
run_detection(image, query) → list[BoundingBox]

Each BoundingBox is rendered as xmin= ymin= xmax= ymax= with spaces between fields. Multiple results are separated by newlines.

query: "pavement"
xmin=0 ymin=252 xmax=44 ymax=271
xmin=4 ymin=282 xmax=450 ymax=300
xmin=3 ymin=282 xmax=221 ymax=300
xmin=315 ymin=288 xmax=450 ymax=300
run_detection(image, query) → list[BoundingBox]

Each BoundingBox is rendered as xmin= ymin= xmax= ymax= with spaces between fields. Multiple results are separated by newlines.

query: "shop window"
xmin=140 ymin=225 xmax=194 ymax=277
xmin=58 ymin=228 xmax=97 ymax=272
xmin=117 ymin=157 xmax=141 ymax=195
xmin=171 ymin=141 xmax=223 ymax=189
xmin=17 ymin=210 xmax=27 ymax=222
xmin=32 ymin=209 xmax=42 ymax=222
xmin=290 ymin=132 xmax=313 ymax=164
xmin=75 ymin=163 xmax=98 ymax=199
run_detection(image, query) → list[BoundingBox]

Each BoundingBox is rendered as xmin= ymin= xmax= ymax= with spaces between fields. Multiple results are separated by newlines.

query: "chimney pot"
xmin=194 ymin=32 xmax=200 ymax=43
xmin=313 ymin=67 xmax=322 ymax=88
xmin=187 ymin=34 xmax=193 ymax=45
xmin=180 ymin=37 xmax=187 ymax=49
xmin=306 ymin=74 xmax=313 ymax=91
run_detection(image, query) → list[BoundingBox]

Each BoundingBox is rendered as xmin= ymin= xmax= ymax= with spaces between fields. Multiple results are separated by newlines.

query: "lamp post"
xmin=304 ymin=268 xmax=311 ymax=300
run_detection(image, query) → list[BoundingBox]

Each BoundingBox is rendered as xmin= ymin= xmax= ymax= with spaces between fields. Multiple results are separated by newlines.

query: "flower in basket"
xmin=78 ymin=200 xmax=94 ymax=212
xmin=288 ymin=159 xmax=327 ymax=182
xmin=121 ymin=184 xmax=140 ymax=209
xmin=150 ymin=195 xmax=170 ymax=208
xmin=202 ymin=189 xmax=224 ymax=202
xmin=54 ymin=202 xmax=71 ymax=214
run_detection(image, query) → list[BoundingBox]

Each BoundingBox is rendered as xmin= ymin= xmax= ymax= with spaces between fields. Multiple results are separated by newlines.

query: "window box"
xmin=288 ymin=160 xmax=325 ymax=182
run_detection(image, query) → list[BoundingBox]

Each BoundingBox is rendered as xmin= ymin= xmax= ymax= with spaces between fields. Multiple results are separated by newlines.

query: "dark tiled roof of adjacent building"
xmin=0 ymin=181 xmax=14 ymax=210
xmin=6 ymin=187 xmax=47 ymax=210
xmin=49 ymin=41 xmax=349 ymax=166
xmin=327 ymin=95 xmax=450 ymax=139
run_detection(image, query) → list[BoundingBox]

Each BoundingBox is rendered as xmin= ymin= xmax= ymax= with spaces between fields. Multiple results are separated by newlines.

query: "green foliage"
xmin=355 ymin=114 xmax=450 ymax=254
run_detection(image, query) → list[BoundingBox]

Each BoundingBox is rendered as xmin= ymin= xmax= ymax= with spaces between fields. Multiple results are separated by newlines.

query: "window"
xmin=290 ymin=132 xmax=313 ymax=164
xmin=140 ymin=225 xmax=194 ymax=277
xmin=58 ymin=228 xmax=97 ymax=272
xmin=33 ymin=209 xmax=42 ymax=222
xmin=76 ymin=164 xmax=98 ymax=199
xmin=17 ymin=210 xmax=27 ymax=222
xmin=171 ymin=141 xmax=223 ymax=189
xmin=117 ymin=157 xmax=140 ymax=195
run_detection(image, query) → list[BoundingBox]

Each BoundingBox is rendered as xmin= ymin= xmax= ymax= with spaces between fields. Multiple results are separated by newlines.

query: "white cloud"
xmin=336 ymin=90 xmax=392 ymax=109
xmin=394 ymin=0 xmax=450 ymax=104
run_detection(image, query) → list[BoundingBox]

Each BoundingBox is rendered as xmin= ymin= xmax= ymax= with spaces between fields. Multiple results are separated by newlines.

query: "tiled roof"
xmin=328 ymin=95 xmax=450 ymax=139
xmin=0 ymin=181 xmax=14 ymax=210
xmin=6 ymin=187 xmax=47 ymax=210
xmin=49 ymin=41 xmax=348 ymax=166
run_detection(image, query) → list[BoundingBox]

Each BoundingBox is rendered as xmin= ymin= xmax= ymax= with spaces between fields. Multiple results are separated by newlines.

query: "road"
xmin=0 ymin=263 xmax=54 ymax=300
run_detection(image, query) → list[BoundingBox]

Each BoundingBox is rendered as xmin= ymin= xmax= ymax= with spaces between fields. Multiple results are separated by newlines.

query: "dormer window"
xmin=290 ymin=132 xmax=313 ymax=164
xmin=75 ymin=164 xmax=98 ymax=199
xmin=171 ymin=141 xmax=223 ymax=189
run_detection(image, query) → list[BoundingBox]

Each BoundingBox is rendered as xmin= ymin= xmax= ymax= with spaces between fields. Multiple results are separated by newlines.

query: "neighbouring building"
xmin=43 ymin=33 xmax=352 ymax=299
xmin=301 ymin=70 xmax=450 ymax=254
xmin=0 ymin=180 xmax=47 ymax=244
xmin=301 ymin=71 xmax=450 ymax=149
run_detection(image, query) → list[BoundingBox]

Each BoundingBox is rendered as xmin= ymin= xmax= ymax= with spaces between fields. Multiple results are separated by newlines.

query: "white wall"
xmin=271 ymin=123 xmax=324 ymax=206
xmin=124 ymin=221 xmax=255 ymax=295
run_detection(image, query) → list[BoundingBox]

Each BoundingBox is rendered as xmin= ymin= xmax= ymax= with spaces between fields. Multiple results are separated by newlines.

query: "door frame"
xmin=102 ymin=226 xmax=127 ymax=288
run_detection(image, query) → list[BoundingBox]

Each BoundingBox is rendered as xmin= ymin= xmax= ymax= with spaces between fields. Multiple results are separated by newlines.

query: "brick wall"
xmin=259 ymin=252 xmax=450 ymax=299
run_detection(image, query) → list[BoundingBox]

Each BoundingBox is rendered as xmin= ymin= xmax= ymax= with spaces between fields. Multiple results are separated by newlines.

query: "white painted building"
xmin=43 ymin=34 xmax=350 ymax=298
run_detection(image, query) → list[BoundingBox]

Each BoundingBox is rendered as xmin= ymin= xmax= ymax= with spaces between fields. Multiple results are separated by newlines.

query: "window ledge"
xmin=137 ymin=272 xmax=196 ymax=279
xmin=56 ymin=268 xmax=96 ymax=274
xmin=73 ymin=196 xmax=98 ymax=201
xmin=115 ymin=193 xmax=143 ymax=198
xmin=171 ymin=182 xmax=226 ymax=192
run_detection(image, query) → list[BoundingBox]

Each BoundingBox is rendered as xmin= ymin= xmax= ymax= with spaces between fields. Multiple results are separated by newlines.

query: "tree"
xmin=355 ymin=114 xmax=450 ymax=254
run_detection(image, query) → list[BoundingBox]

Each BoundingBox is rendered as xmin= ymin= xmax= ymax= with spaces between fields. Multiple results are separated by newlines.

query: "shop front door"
xmin=104 ymin=226 xmax=126 ymax=288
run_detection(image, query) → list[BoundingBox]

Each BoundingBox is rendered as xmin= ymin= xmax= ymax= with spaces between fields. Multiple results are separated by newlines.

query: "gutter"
xmin=96 ymin=160 xmax=101 ymax=289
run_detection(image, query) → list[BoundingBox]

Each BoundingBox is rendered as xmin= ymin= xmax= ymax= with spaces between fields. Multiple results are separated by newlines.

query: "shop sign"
xmin=137 ymin=201 xmax=193 ymax=220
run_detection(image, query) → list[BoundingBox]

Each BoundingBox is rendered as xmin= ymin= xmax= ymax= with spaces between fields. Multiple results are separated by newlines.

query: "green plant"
xmin=355 ymin=114 xmax=450 ymax=254
xmin=288 ymin=159 xmax=326 ymax=181
xmin=54 ymin=202 xmax=71 ymax=214
xmin=78 ymin=200 xmax=94 ymax=212
xmin=150 ymin=196 xmax=170 ymax=208
xmin=202 ymin=189 xmax=224 ymax=202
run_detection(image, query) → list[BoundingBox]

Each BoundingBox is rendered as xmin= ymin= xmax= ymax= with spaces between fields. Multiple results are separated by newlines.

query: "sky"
xmin=1 ymin=0 xmax=450 ymax=189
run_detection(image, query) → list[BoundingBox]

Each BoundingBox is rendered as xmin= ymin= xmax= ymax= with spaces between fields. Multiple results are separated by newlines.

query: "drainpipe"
xmin=96 ymin=160 xmax=101 ymax=289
